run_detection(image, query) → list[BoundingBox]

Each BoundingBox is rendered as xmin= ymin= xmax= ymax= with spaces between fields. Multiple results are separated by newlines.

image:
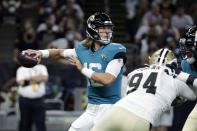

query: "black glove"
xmin=164 ymin=62 xmax=181 ymax=78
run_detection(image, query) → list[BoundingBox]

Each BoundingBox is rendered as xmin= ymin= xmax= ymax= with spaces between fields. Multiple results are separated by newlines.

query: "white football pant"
xmin=68 ymin=103 xmax=113 ymax=131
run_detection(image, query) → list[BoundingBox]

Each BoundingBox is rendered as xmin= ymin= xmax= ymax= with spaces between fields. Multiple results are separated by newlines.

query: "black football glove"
xmin=164 ymin=62 xmax=181 ymax=78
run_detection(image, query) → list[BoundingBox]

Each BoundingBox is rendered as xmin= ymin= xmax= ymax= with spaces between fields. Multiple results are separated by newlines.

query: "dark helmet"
xmin=86 ymin=12 xmax=114 ymax=44
xmin=179 ymin=26 xmax=197 ymax=62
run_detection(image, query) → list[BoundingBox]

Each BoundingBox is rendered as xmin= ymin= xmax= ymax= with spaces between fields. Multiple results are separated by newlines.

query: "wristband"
xmin=39 ymin=50 xmax=49 ymax=58
xmin=81 ymin=67 xmax=94 ymax=78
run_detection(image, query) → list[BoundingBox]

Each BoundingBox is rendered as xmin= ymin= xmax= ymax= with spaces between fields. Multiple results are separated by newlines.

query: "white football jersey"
xmin=115 ymin=65 xmax=196 ymax=125
xmin=17 ymin=64 xmax=48 ymax=99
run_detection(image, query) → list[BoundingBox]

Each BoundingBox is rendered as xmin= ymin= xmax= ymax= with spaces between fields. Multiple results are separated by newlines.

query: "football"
xmin=17 ymin=51 xmax=38 ymax=68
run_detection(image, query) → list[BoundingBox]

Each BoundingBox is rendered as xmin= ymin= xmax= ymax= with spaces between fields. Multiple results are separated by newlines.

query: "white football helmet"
xmin=149 ymin=48 xmax=175 ymax=66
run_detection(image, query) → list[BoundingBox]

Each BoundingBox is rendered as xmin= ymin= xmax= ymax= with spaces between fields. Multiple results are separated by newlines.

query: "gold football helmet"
xmin=149 ymin=48 xmax=175 ymax=66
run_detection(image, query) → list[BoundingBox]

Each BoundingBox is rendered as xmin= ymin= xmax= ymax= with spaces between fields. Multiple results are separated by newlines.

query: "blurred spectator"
xmin=14 ymin=26 xmax=39 ymax=61
xmin=0 ymin=77 xmax=18 ymax=119
xmin=0 ymin=77 xmax=17 ymax=115
xmin=60 ymin=0 xmax=84 ymax=30
xmin=37 ymin=13 xmax=58 ymax=33
xmin=57 ymin=15 xmax=70 ymax=38
xmin=2 ymin=77 xmax=17 ymax=93
xmin=165 ymin=36 xmax=177 ymax=51
xmin=157 ymin=18 xmax=180 ymax=47
xmin=47 ymin=29 xmax=81 ymax=65
xmin=127 ymin=5 xmax=145 ymax=43
xmin=152 ymin=0 xmax=177 ymax=5
xmin=159 ymin=0 xmax=176 ymax=19
xmin=37 ymin=13 xmax=58 ymax=49
xmin=125 ymin=0 xmax=138 ymax=19
xmin=138 ymin=0 xmax=149 ymax=12
xmin=141 ymin=4 xmax=162 ymax=26
xmin=135 ymin=14 xmax=162 ymax=43
xmin=141 ymin=40 xmax=159 ymax=65
xmin=1 ymin=0 xmax=22 ymax=24
xmin=190 ymin=3 xmax=197 ymax=26
xmin=37 ymin=0 xmax=58 ymax=23
xmin=16 ymin=64 xmax=48 ymax=131
xmin=14 ymin=27 xmax=39 ymax=62
xmin=171 ymin=7 xmax=194 ymax=32
xmin=47 ymin=29 xmax=81 ymax=49
xmin=2 ymin=0 xmax=21 ymax=15
xmin=21 ymin=0 xmax=41 ymax=9
xmin=61 ymin=0 xmax=84 ymax=20
xmin=17 ymin=18 xmax=34 ymax=34
xmin=58 ymin=16 xmax=82 ymax=37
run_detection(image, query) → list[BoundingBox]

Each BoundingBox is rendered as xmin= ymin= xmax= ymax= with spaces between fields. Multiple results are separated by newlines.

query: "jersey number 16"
xmin=84 ymin=62 xmax=104 ymax=87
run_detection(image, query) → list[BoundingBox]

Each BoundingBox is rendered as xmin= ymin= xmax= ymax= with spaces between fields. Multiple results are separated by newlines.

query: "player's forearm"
xmin=48 ymin=49 xmax=64 ymax=59
xmin=29 ymin=75 xmax=48 ymax=83
xmin=40 ymin=49 xmax=76 ymax=59
xmin=176 ymin=72 xmax=197 ymax=88
xmin=80 ymin=67 xmax=115 ymax=86
xmin=91 ymin=72 xmax=116 ymax=86
xmin=80 ymin=59 xmax=122 ymax=86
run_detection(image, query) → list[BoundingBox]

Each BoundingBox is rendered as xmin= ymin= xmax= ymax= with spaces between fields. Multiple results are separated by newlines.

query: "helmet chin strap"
xmin=187 ymin=57 xmax=196 ymax=64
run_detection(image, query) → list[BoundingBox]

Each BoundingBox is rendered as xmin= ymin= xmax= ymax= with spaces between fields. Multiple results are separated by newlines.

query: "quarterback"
xmin=91 ymin=48 xmax=196 ymax=131
xmin=25 ymin=12 xmax=126 ymax=131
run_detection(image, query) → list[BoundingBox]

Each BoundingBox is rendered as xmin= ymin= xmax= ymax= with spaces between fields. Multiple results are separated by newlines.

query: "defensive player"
xmin=25 ymin=12 xmax=126 ymax=131
xmin=91 ymin=48 xmax=197 ymax=131
xmin=177 ymin=25 xmax=197 ymax=131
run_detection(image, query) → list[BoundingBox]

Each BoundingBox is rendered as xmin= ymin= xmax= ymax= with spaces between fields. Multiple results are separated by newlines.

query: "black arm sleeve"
xmin=113 ymin=52 xmax=127 ymax=64
xmin=186 ymin=75 xmax=197 ymax=86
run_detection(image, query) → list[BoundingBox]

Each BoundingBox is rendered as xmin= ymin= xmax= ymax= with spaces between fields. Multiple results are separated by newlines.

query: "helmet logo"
xmin=89 ymin=15 xmax=95 ymax=21
xmin=101 ymin=54 xmax=107 ymax=59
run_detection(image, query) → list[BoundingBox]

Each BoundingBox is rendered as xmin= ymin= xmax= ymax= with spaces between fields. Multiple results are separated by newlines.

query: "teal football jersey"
xmin=75 ymin=41 xmax=126 ymax=104
xmin=181 ymin=60 xmax=197 ymax=75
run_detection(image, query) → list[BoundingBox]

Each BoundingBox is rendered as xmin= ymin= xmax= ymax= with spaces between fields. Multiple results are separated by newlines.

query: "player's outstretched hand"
xmin=25 ymin=49 xmax=42 ymax=64
xmin=164 ymin=62 xmax=181 ymax=78
xmin=68 ymin=56 xmax=83 ymax=71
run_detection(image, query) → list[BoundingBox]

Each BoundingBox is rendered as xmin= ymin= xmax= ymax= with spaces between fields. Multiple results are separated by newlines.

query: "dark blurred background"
xmin=0 ymin=0 xmax=197 ymax=130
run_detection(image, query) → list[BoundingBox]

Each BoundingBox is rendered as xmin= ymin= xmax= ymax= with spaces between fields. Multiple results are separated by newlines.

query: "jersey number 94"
xmin=127 ymin=72 xmax=158 ymax=95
